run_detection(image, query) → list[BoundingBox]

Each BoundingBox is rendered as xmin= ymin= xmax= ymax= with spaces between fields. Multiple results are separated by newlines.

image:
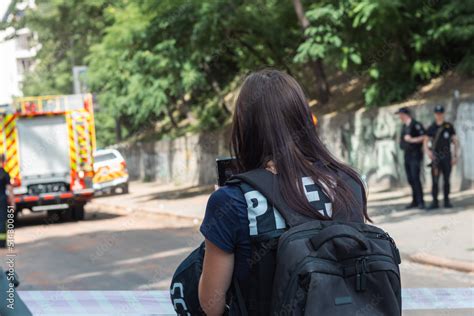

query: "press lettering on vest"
xmin=302 ymin=177 xmax=333 ymax=217
xmin=244 ymin=190 xmax=285 ymax=236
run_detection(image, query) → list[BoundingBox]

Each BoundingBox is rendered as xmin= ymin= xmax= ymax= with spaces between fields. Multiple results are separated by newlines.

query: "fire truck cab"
xmin=0 ymin=94 xmax=96 ymax=221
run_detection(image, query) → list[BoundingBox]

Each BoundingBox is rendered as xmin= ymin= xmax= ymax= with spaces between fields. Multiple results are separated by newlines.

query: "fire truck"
xmin=0 ymin=94 xmax=96 ymax=221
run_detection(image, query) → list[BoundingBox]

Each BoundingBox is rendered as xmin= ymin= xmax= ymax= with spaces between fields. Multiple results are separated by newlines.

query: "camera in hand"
xmin=216 ymin=157 xmax=238 ymax=186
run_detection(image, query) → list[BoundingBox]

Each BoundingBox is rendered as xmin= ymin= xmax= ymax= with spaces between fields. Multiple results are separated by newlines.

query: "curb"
xmin=406 ymin=252 xmax=474 ymax=273
xmin=88 ymin=201 xmax=474 ymax=274
xmin=86 ymin=201 xmax=201 ymax=222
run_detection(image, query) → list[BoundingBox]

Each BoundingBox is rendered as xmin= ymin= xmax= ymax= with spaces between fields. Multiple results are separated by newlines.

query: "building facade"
xmin=0 ymin=0 xmax=37 ymax=105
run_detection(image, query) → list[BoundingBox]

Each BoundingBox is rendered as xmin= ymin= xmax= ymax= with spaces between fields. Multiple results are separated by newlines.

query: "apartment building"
xmin=0 ymin=0 xmax=37 ymax=105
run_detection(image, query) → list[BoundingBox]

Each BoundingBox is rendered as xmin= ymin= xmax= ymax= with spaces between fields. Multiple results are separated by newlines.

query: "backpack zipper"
xmin=280 ymin=254 xmax=399 ymax=310
xmin=279 ymin=229 xmax=401 ymax=264
xmin=375 ymin=232 xmax=401 ymax=264
xmin=355 ymin=257 xmax=367 ymax=291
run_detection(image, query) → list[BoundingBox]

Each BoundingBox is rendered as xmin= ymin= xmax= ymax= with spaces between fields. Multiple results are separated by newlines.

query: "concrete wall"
xmin=116 ymin=99 xmax=473 ymax=191
xmin=116 ymin=130 xmax=230 ymax=186
xmin=318 ymin=99 xmax=474 ymax=191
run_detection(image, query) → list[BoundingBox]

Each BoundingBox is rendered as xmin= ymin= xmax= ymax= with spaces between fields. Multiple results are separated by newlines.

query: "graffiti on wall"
xmin=320 ymin=100 xmax=474 ymax=190
xmin=328 ymin=107 xmax=403 ymax=187
xmin=455 ymin=102 xmax=474 ymax=181
xmin=114 ymin=100 xmax=473 ymax=189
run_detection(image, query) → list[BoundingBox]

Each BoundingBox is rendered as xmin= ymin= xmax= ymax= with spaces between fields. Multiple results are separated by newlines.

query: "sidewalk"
xmin=89 ymin=181 xmax=474 ymax=271
xmin=367 ymin=188 xmax=474 ymax=270
xmin=90 ymin=181 xmax=212 ymax=220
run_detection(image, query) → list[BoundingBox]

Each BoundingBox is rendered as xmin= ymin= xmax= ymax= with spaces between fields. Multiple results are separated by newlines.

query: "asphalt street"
xmin=1 ymin=204 xmax=473 ymax=315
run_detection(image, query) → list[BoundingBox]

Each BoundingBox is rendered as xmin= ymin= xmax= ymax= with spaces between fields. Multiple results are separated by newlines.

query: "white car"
xmin=93 ymin=149 xmax=129 ymax=194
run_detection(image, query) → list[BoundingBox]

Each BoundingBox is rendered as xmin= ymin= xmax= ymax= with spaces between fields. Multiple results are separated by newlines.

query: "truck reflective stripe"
xmin=3 ymin=114 xmax=20 ymax=180
xmin=93 ymin=169 xmax=127 ymax=184
xmin=23 ymin=196 xmax=39 ymax=202
xmin=42 ymin=194 xmax=55 ymax=200
xmin=66 ymin=113 xmax=78 ymax=173
xmin=0 ymin=117 xmax=3 ymax=156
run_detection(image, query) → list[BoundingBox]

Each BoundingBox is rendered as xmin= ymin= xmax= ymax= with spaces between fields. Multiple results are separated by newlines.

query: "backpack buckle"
xmin=355 ymin=257 xmax=367 ymax=292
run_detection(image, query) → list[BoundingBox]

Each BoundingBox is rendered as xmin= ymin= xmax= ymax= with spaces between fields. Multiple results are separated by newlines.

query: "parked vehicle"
xmin=0 ymin=94 xmax=96 ymax=221
xmin=93 ymin=149 xmax=129 ymax=195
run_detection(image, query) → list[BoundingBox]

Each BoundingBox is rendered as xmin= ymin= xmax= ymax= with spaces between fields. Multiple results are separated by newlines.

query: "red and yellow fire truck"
xmin=0 ymin=94 xmax=96 ymax=221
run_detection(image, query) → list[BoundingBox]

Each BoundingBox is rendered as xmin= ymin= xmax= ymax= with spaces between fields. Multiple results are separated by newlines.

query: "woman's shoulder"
xmin=210 ymin=185 xmax=246 ymax=201
xmin=206 ymin=185 xmax=247 ymax=216
xmin=201 ymin=185 xmax=249 ymax=252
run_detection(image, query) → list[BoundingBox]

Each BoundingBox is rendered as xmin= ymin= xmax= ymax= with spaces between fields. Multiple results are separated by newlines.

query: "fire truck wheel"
xmin=59 ymin=209 xmax=73 ymax=222
xmin=48 ymin=210 xmax=63 ymax=223
xmin=72 ymin=204 xmax=85 ymax=221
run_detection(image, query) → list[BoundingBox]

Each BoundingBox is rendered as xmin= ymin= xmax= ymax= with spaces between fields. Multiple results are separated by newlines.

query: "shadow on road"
xmin=93 ymin=191 xmax=129 ymax=199
xmin=139 ymin=185 xmax=214 ymax=201
xmin=13 ymin=226 xmax=201 ymax=291
xmin=15 ymin=211 xmax=124 ymax=228
xmin=369 ymin=192 xmax=474 ymax=225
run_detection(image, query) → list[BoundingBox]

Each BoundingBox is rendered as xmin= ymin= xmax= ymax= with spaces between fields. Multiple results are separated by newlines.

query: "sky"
xmin=0 ymin=0 xmax=17 ymax=105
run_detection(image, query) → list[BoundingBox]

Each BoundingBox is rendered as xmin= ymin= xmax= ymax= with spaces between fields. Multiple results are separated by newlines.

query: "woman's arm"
xmin=199 ymin=239 xmax=234 ymax=316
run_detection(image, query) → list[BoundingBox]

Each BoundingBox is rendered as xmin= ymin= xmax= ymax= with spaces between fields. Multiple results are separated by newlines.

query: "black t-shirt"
xmin=200 ymin=169 xmax=364 ymax=281
xmin=427 ymin=121 xmax=456 ymax=156
xmin=0 ymin=168 xmax=10 ymax=197
xmin=400 ymin=119 xmax=425 ymax=153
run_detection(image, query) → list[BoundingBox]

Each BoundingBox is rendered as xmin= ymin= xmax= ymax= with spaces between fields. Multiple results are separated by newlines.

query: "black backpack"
xmin=229 ymin=169 xmax=402 ymax=316
xmin=170 ymin=242 xmax=205 ymax=316
xmin=171 ymin=169 xmax=402 ymax=315
xmin=170 ymin=243 xmax=247 ymax=316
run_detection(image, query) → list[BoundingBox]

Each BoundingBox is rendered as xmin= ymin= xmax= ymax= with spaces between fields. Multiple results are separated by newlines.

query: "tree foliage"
xmin=13 ymin=0 xmax=115 ymax=96
xmin=6 ymin=0 xmax=474 ymax=145
xmin=297 ymin=0 xmax=474 ymax=106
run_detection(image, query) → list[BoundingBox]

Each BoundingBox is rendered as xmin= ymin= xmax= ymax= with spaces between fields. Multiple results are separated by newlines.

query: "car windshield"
xmin=94 ymin=152 xmax=117 ymax=163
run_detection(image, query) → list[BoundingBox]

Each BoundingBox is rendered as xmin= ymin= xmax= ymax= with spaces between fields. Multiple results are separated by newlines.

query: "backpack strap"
xmin=227 ymin=169 xmax=313 ymax=227
xmin=229 ymin=276 xmax=248 ymax=316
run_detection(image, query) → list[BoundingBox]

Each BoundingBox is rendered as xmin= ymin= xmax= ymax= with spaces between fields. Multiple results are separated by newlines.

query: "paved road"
xmin=1 ymin=205 xmax=473 ymax=315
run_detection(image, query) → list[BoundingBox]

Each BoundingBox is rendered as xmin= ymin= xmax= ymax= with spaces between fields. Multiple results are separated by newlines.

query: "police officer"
xmin=424 ymin=105 xmax=459 ymax=209
xmin=0 ymin=154 xmax=14 ymax=248
xmin=396 ymin=107 xmax=425 ymax=209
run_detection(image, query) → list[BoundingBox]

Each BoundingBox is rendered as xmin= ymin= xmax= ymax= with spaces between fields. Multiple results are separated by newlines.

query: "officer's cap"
xmin=395 ymin=107 xmax=410 ymax=115
xmin=434 ymin=105 xmax=445 ymax=113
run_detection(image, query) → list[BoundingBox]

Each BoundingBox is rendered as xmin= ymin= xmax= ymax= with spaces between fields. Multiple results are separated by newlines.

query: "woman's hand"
xmin=199 ymin=239 xmax=234 ymax=316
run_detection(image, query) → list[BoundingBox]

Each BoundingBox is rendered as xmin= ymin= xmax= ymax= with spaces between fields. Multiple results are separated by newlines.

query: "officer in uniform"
xmin=396 ymin=107 xmax=426 ymax=209
xmin=424 ymin=105 xmax=459 ymax=209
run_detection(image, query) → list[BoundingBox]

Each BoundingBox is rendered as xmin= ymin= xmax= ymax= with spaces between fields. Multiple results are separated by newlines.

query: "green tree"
xmin=87 ymin=0 xmax=302 ymax=145
xmin=5 ymin=0 xmax=473 ymax=146
xmin=296 ymin=0 xmax=474 ymax=106
xmin=18 ymin=0 xmax=116 ymax=95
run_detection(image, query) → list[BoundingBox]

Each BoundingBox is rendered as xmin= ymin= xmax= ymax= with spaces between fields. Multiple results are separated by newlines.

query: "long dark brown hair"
xmin=230 ymin=69 xmax=370 ymax=222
